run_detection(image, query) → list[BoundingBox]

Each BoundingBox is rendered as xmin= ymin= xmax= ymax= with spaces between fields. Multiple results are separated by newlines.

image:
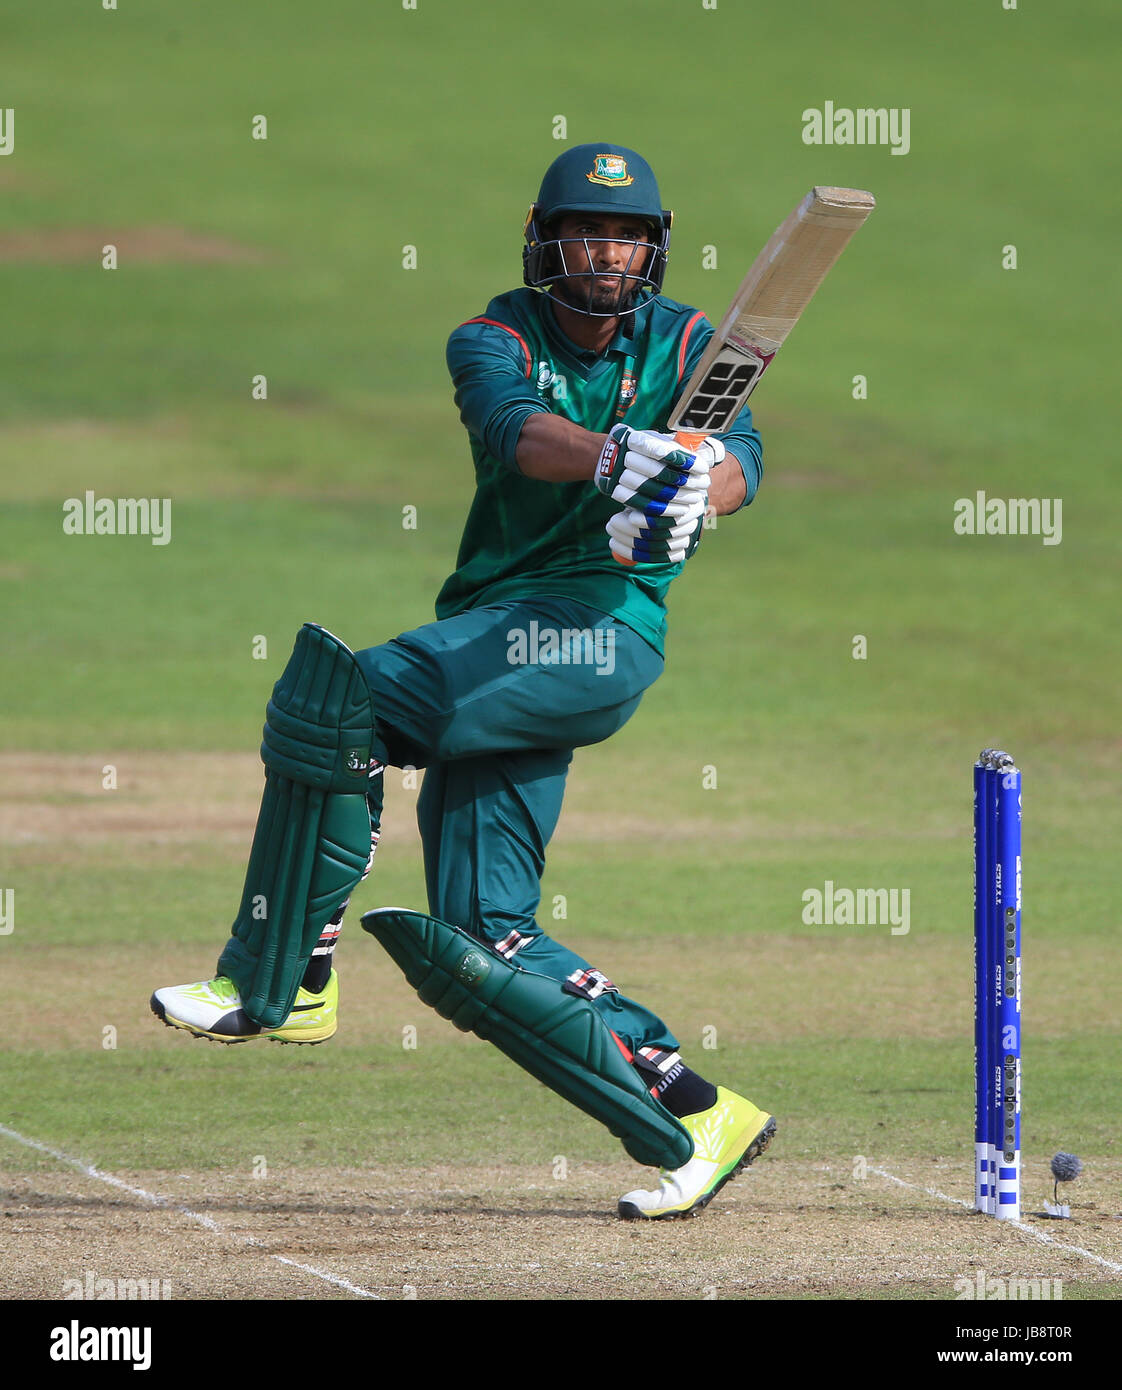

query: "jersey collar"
xmin=540 ymin=294 xmax=649 ymax=363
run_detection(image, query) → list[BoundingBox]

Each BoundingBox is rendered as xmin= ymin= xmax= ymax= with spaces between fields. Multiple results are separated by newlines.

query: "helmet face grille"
xmin=523 ymin=214 xmax=671 ymax=318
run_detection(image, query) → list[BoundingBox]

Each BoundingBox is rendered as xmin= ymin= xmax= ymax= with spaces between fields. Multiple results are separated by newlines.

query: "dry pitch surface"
xmin=3 ymin=1156 xmax=1122 ymax=1301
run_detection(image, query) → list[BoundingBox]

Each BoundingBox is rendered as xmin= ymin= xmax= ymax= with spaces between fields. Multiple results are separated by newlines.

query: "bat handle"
xmin=672 ymin=428 xmax=709 ymax=450
xmin=610 ymin=429 xmax=711 ymax=566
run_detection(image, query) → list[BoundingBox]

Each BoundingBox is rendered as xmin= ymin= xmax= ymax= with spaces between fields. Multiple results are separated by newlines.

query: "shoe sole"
xmin=149 ymin=995 xmax=336 ymax=1045
xmin=618 ymin=1115 xmax=777 ymax=1222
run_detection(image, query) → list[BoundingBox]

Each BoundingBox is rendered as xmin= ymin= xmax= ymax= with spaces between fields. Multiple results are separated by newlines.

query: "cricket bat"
xmin=670 ymin=184 xmax=876 ymax=447
xmin=609 ymin=186 xmax=874 ymax=565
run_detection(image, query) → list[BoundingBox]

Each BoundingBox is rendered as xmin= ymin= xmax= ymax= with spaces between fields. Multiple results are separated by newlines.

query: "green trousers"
xmin=355 ymin=597 xmax=678 ymax=1055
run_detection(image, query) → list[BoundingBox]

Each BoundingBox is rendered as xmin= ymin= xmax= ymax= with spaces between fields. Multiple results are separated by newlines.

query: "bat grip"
xmin=672 ymin=429 xmax=709 ymax=450
xmin=610 ymin=429 xmax=711 ymax=566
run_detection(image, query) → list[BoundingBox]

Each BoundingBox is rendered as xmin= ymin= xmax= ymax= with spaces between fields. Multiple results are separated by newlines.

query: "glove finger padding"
xmin=607 ymin=425 xmax=707 ymax=471
xmin=607 ymin=506 xmax=702 ymax=545
xmin=690 ymin=436 xmax=726 ymax=471
xmin=606 ymin=521 xmax=701 ymax=565
xmin=606 ymin=502 xmax=706 ymax=564
xmin=611 ymin=465 xmax=709 ymax=512
xmin=612 ymin=427 xmax=724 ymax=481
xmin=596 ymin=426 xmax=710 ymax=511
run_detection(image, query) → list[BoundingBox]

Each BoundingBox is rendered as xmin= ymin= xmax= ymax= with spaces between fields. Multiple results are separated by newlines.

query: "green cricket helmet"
xmin=523 ymin=143 xmax=672 ymax=317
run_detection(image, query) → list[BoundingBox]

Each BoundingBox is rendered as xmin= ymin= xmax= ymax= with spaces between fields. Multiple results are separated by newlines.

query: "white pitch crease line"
xmin=870 ymin=1165 xmax=1122 ymax=1275
xmin=0 ymin=1122 xmax=382 ymax=1299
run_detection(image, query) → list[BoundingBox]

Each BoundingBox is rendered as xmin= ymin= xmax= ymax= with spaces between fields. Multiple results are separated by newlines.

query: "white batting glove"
xmin=595 ymin=426 xmax=721 ymax=514
xmin=606 ymin=492 xmax=708 ymax=565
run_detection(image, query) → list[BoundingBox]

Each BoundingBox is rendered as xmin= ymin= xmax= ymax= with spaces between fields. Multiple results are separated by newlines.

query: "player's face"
xmin=552 ymin=214 xmax=653 ymax=315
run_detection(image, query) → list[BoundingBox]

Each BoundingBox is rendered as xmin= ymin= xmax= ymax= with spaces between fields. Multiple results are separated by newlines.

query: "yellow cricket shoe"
xmin=150 ymin=970 xmax=338 ymax=1045
xmin=618 ymin=1086 xmax=775 ymax=1220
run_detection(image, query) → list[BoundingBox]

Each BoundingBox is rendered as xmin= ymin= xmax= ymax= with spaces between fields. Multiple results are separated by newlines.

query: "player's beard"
xmin=554 ymin=271 xmax=640 ymax=317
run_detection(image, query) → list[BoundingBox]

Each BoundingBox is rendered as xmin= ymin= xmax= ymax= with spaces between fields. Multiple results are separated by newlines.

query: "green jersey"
xmin=437 ymin=288 xmax=763 ymax=654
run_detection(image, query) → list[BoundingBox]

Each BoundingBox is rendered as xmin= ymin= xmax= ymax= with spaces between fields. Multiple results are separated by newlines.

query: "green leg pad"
xmin=361 ymin=907 xmax=694 ymax=1171
xmin=218 ymin=624 xmax=378 ymax=1027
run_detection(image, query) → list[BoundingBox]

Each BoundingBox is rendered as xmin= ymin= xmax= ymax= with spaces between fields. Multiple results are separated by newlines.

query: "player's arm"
xmin=514 ymin=413 xmax=606 ymax=483
xmin=447 ymin=319 xmax=628 ymax=484
xmin=516 ymin=397 xmax=747 ymax=502
xmin=515 ymin=411 xmax=741 ymax=500
xmin=708 ymin=455 xmax=747 ymax=514
xmin=446 ymin=317 xmax=555 ymax=469
xmin=446 ymin=323 xmax=697 ymax=493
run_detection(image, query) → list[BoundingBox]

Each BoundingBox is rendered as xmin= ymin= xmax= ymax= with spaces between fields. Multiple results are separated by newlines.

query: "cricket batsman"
xmin=151 ymin=143 xmax=775 ymax=1220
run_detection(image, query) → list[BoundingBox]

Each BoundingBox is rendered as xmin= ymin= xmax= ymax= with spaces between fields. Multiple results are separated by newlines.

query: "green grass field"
xmin=1 ymin=0 xmax=1119 ymax=1306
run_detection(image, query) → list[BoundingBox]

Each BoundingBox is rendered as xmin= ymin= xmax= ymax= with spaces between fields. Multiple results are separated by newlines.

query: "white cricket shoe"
xmin=150 ymin=971 xmax=338 ymax=1044
xmin=618 ymin=1086 xmax=775 ymax=1220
